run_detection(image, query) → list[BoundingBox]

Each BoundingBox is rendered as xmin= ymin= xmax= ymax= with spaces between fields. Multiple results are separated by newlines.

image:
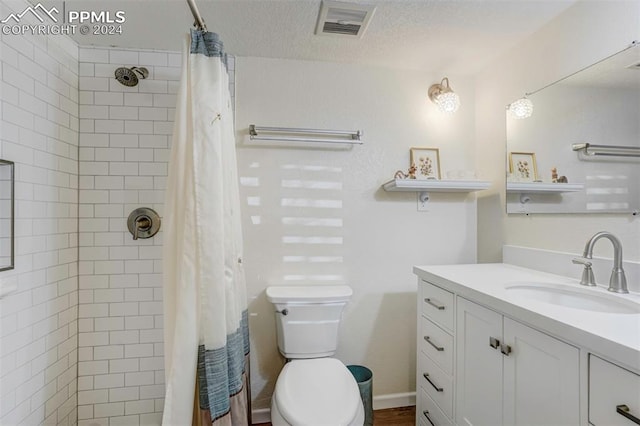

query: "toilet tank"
xmin=266 ymin=285 xmax=352 ymax=359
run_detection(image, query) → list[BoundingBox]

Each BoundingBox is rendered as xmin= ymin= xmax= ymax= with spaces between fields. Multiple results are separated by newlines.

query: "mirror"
xmin=506 ymin=43 xmax=640 ymax=214
xmin=0 ymin=160 xmax=14 ymax=271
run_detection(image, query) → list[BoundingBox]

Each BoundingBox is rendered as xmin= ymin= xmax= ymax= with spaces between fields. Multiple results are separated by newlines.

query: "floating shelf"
xmin=507 ymin=182 xmax=584 ymax=205
xmin=382 ymin=179 xmax=491 ymax=208
xmin=383 ymin=179 xmax=491 ymax=193
xmin=506 ymin=182 xmax=584 ymax=194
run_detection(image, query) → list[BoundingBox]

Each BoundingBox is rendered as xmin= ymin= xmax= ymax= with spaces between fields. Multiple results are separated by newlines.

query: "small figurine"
xmin=551 ymin=167 xmax=558 ymax=183
xmin=394 ymin=164 xmax=417 ymax=180
xmin=557 ymin=176 xmax=568 ymax=183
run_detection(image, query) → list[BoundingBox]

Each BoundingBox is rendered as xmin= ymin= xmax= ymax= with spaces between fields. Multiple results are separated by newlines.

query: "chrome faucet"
xmin=573 ymin=231 xmax=628 ymax=293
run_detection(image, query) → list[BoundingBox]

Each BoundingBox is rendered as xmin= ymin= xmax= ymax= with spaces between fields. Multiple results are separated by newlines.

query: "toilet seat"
xmin=274 ymin=358 xmax=361 ymax=425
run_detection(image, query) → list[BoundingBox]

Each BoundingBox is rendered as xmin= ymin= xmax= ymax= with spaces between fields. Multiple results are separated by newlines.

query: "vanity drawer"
xmin=419 ymin=351 xmax=453 ymax=419
xmin=420 ymin=317 xmax=453 ymax=375
xmin=419 ymin=389 xmax=453 ymax=426
xmin=589 ymin=355 xmax=640 ymax=425
xmin=421 ymin=280 xmax=454 ymax=331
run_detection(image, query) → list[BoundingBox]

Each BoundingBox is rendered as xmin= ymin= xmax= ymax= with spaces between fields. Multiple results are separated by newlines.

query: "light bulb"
xmin=436 ymin=91 xmax=460 ymax=113
xmin=509 ymin=97 xmax=533 ymax=119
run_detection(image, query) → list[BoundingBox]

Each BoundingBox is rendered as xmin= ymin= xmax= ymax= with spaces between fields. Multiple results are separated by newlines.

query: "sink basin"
xmin=505 ymin=282 xmax=640 ymax=314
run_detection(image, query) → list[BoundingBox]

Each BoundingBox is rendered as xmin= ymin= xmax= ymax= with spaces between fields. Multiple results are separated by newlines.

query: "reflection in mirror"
xmin=0 ymin=160 xmax=14 ymax=271
xmin=506 ymin=42 xmax=640 ymax=214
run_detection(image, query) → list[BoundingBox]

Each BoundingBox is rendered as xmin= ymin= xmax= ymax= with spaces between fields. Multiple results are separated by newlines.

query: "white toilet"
xmin=266 ymin=285 xmax=365 ymax=426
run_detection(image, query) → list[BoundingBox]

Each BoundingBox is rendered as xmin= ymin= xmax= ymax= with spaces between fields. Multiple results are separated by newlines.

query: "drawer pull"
xmin=423 ymin=373 xmax=444 ymax=392
xmin=489 ymin=337 xmax=500 ymax=349
xmin=424 ymin=335 xmax=444 ymax=352
xmin=425 ymin=298 xmax=445 ymax=310
xmin=500 ymin=343 xmax=512 ymax=356
xmin=423 ymin=410 xmax=436 ymax=426
xmin=617 ymin=404 xmax=640 ymax=425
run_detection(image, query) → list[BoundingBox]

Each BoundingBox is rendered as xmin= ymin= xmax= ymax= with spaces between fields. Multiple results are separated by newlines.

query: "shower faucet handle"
xmin=127 ymin=207 xmax=161 ymax=240
xmin=133 ymin=217 xmax=151 ymax=240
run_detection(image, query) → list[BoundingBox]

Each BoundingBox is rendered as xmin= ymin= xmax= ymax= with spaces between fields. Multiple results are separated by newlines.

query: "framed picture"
xmin=509 ymin=152 xmax=538 ymax=181
xmin=410 ymin=147 xmax=441 ymax=180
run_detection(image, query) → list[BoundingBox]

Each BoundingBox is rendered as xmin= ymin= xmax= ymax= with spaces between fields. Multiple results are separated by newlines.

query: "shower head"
xmin=114 ymin=66 xmax=149 ymax=87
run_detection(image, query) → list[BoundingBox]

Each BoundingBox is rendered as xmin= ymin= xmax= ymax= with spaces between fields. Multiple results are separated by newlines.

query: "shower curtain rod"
xmin=186 ymin=0 xmax=207 ymax=32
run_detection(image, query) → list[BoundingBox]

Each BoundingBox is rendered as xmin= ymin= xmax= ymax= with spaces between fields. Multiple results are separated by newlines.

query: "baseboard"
xmin=373 ymin=392 xmax=416 ymax=410
xmin=252 ymin=407 xmax=270 ymax=424
xmin=251 ymin=392 xmax=416 ymax=424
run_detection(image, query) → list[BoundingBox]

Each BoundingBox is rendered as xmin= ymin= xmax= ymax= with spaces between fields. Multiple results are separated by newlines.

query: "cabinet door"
xmin=503 ymin=318 xmax=580 ymax=426
xmin=456 ymin=298 xmax=503 ymax=426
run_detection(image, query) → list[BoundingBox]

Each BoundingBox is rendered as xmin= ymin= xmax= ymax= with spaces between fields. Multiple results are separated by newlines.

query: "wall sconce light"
xmin=508 ymin=96 xmax=533 ymax=119
xmin=428 ymin=77 xmax=460 ymax=113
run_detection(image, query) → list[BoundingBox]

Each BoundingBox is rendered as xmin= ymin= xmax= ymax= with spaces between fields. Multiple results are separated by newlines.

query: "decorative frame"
xmin=509 ymin=152 xmax=538 ymax=182
xmin=410 ymin=147 xmax=441 ymax=180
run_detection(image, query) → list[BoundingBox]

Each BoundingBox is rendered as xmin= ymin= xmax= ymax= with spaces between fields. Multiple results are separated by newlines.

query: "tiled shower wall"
xmin=75 ymin=47 xmax=180 ymax=426
xmin=76 ymin=45 xmax=234 ymax=426
xmin=0 ymin=3 xmax=80 ymax=424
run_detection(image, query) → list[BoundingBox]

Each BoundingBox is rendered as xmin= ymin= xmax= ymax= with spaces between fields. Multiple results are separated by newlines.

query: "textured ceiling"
xmin=64 ymin=0 xmax=577 ymax=74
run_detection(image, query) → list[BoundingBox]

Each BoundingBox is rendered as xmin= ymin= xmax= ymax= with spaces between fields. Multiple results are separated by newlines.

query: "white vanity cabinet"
xmin=456 ymin=297 xmax=580 ymax=426
xmin=414 ymin=263 xmax=640 ymax=426
xmin=416 ymin=277 xmax=581 ymax=426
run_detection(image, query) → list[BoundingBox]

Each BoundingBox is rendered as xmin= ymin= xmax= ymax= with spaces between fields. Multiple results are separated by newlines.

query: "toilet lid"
xmin=275 ymin=358 xmax=361 ymax=425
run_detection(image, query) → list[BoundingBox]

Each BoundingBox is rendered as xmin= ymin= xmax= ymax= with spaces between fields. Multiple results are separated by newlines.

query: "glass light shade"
xmin=436 ymin=91 xmax=460 ymax=113
xmin=509 ymin=97 xmax=533 ymax=119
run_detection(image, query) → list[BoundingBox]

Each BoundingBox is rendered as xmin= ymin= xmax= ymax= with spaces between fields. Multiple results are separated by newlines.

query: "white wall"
xmin=235 ymin=56 xmax=479 ymax=411
xmin=0 ymin=1 xmax=79 ymax=423
xmin=476 ymin=0 xmax=640 ymax=263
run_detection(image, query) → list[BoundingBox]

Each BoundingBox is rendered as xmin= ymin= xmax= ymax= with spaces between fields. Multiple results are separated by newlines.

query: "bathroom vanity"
xmin=413 ymin=263 xmax=640 ymax=426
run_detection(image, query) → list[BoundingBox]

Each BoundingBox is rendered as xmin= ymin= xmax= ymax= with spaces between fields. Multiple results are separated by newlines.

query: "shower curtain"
xmin=162 ymin=29 xmax=250 ymax=426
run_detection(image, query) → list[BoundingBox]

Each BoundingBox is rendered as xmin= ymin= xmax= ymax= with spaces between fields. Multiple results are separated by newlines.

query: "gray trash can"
xmin=347 ymin=365 xmax=373 ymax=426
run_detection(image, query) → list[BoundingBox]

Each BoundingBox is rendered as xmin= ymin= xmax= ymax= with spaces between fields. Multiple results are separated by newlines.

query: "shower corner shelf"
xmin=382 ymin=178 xmax=491 ymax=206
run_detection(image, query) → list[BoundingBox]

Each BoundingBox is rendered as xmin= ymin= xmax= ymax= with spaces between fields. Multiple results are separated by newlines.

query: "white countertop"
xmin=413 ymin=263 xmax=640 ymax=373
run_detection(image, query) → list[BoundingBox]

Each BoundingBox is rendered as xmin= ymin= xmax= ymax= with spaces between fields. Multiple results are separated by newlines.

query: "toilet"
xmin=266 ymin=285 xmax=365 ymax=426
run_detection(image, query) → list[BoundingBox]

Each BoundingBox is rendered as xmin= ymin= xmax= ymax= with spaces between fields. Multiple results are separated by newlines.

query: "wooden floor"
xmin=371 ymin=406 xmax=415 ymax=425
xmin=255 ymin=405 xmax=415 ymax=425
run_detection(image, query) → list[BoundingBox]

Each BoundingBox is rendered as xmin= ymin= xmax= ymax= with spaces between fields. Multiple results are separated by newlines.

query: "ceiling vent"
xmin=315 ymin=1 xmax=376 ymax=38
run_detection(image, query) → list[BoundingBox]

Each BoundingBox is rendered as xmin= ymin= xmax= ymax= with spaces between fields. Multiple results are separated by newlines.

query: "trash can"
xmin=347 ymin=365 xmax=373 ymax=426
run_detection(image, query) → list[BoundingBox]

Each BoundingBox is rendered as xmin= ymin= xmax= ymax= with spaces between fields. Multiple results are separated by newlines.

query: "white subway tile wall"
xmin=0 ymin=0 xmax=79 ymax=424
xmin=76 ymin=46 xmax=236 ymax=426
xmin=76 ymin=47 xmax=174 ymax=426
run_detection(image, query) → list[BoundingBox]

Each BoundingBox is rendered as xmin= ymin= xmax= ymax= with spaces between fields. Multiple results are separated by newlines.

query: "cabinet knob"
xmin=489 ymin=337 xmax=500 ymax=349
xmin=500 ymin=343 xmax=512 ymax=356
